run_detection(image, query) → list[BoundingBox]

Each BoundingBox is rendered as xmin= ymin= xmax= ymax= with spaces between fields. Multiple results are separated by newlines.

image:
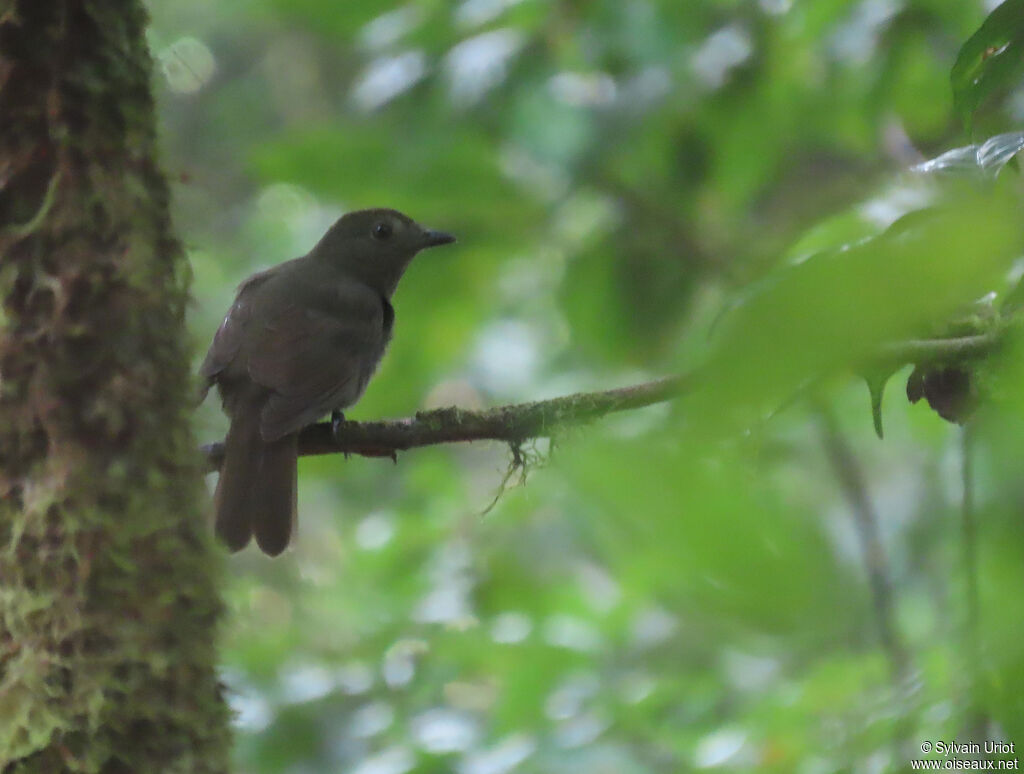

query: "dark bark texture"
xmin=0 ymin=2 xmax=229 ymax=772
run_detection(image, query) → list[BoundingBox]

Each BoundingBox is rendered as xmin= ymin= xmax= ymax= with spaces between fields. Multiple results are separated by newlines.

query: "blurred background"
xmin=146 ymin=1 xmax=1024 ymax=771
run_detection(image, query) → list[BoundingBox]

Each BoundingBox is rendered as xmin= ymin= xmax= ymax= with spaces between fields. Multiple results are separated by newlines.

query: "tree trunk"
xmin=0 ymin=2 xmax=229 ymax=771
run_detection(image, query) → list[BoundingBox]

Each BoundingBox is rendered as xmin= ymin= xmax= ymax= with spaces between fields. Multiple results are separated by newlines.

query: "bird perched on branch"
xmin=200 ymin=208 xmax=455 ymax=555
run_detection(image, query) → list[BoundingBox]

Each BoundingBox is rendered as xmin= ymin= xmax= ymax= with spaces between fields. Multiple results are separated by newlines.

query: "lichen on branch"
xmin=200 ymin=330 xmax=1001 ymax=470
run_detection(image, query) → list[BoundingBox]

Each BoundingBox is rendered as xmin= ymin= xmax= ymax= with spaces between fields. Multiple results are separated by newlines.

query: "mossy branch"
xmin=201 ymin=329 xmax=1002 ymax=471
xmin=875 ymin=333 xmax=998 ymax=364
xmin=203 ymin=375 xmax=689 ymax=470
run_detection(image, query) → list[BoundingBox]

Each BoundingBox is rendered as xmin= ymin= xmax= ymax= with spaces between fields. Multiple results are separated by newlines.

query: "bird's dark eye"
xmin=372 ymin=222 xmax=392 ymax=240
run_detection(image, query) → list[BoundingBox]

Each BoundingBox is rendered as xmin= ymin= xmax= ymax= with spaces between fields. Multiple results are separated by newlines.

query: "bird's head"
xmin=313 ymin=208 xmax=456 ymax=296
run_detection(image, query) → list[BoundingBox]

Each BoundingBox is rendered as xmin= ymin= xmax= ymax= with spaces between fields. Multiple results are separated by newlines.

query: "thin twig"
xmin=815 ymin=404 xmax=911 ymax=683
xmin=960 ymin=425 xmax=987 ymax=738
xmin=962 ymin=425 xmax=979 ymax=641
xmin=877 ymin=333 xmax=999 ymax=365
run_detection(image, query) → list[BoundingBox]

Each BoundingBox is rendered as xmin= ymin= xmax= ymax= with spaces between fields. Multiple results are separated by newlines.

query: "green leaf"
xmin=691 ymin=185 xmax=1023 ymax=435
xmin=861 ymin=364 xmax=900 ymax=440
xmin=951 ymin=0 xmax=1024 ymax=129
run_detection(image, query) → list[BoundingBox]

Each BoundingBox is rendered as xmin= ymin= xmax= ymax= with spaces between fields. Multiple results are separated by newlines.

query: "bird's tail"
xmin=215 ymin=408 xmax=298 ymax=556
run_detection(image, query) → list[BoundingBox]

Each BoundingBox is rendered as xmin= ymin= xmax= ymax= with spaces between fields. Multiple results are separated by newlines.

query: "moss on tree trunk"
xmin=0 ymin=1 xmax=230 ymax=771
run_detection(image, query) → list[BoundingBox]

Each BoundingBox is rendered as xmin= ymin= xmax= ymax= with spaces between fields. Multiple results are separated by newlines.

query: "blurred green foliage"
xmin=952 ymin=0 xmax=1024 ymax=131
xmin=149 ymin=0 xmax=1024 ymax=771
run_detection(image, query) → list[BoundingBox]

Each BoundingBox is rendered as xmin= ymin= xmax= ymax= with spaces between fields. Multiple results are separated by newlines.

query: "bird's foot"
xmin=331 ymin=410 xmax=349 ymax=457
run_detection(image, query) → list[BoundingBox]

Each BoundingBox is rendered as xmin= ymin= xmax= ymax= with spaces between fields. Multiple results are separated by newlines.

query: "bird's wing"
xmin=247 ymin=294 xmax=385 ymax=441
xmin=199 ymin=266 xmax=282 ymax=386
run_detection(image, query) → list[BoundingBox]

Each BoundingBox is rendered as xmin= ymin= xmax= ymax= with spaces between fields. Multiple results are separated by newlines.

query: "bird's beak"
xmin=420 ymin=228 xmax=456 ymax=249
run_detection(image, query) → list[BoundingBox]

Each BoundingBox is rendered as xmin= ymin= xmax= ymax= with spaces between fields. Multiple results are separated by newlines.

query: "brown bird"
xmin=200 ymin=208 xmax=455 ymax=555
